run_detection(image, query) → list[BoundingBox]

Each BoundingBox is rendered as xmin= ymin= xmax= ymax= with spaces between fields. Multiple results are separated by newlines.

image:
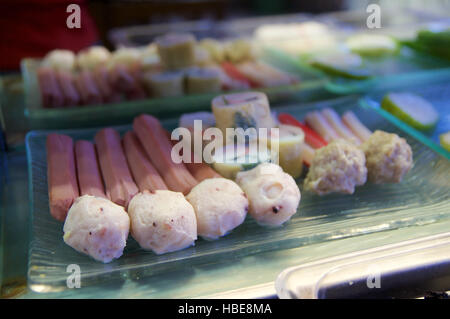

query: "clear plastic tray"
xmin=359 ymin=73 xmax=450 ymax=159
xmin=264 ymin=45 xmax=450 ymax=94
xmin=26 ymin=95 xmax=450 ymax=293
xmin=20 ymin=58 xmax=323 ymax=130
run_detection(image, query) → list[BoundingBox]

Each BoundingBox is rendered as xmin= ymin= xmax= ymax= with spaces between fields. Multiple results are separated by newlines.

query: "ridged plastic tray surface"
xmin=26 ymin=97 xmax=450 ymax=293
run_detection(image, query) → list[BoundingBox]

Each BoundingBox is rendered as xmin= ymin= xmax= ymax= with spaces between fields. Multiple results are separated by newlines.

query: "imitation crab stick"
xmin=74 ymin=140 xmax=107 ymax=198
xmin=164 ymin=128 xmax=222 ymax=182
xmin=46 ymin=134 xmax=79 ymax=221
xmin=184 ymin=157 xmax=222 ymax=182
xmin=75 ymin=70 xmax=103 ymax=105
xmin=305 ymin=111 xmax=340 ymax=143
xmin=221 ymin=62 xmax=257 ymax=88
xmin=57 ymin=71 xmax=80 ymax=106
xmin=38 ymin=68 xmax=64 ymax=108
xmin=278 ymin=113 xmax=328 ymax=149
xmin=321 ymin=108 xmax=361 ymax=145
xmin=93 ymin=66 xmax=122 ymax=103
xmin=95 ymin=128 xmax=139 ymax=207
xmin=342 ymin=110 xmax=372 ymax=142
xmin=122 ymin=131 xmax=168 ymax=192
xmin=133 ymin=114 xmax=198 ymax=194
xmin=109 ymin=64 xmax=136 ymax=92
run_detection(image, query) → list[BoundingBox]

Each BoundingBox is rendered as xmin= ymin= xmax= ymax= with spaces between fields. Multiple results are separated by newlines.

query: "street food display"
xmin=42 ymin=89 xmax=418 ymax=263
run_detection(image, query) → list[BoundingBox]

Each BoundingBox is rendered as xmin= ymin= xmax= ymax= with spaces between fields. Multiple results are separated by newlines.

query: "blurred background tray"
xmin=26 ymin=95 xmax=450 ymax=293
xmin=263 ymin=41 xmax=450 ymax=95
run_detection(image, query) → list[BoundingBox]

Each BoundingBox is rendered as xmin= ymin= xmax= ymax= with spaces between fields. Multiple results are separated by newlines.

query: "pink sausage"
xmin=57 ymin=70 xmax=80 ymax=107
xmin=95 ymin=128 xmax=139 ymax=207
xmin=46 ymin=133 xmax=79 ymax=221
xmin=75 ymin=140 xmax=107 ymax=198
xmin=122 ymin=131 xmax=167 ymax=192
xmin=37 ymin=67 xmax=64 ymax=108
xmin=74 ymin=70 xmax=103 ymax=105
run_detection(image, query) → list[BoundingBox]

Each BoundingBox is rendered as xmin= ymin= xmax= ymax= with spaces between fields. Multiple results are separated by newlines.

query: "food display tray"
xmin=18 ymin=58 xmax=324 ymax=130
xmin=263 ymin=44 xmax=450 ymax=95
xmin=26 ymin=96 xmax=450 ymax=293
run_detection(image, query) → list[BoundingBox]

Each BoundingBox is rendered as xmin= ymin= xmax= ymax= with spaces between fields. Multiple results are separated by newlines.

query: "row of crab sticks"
xmin=46 ymin=114 xmax=221 ymax=221
xmin=278 ymin=110 xmax=372 ymax=165
xmin=37 ymin=64 xmax=145 ymax=108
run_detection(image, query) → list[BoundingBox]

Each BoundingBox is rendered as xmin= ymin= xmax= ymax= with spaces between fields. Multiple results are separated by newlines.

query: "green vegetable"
xmin=381 ymin=92 xmax=439 ymax=131
xmin=417 ymin=29 xmax=450 ymax=48
xmin=404 ymin=29 xmax=450 ymax=60
xmin=309 ymin=52 xmax=371 ymax=79
xmin=439 ymin=131 xmax=450 ymax=152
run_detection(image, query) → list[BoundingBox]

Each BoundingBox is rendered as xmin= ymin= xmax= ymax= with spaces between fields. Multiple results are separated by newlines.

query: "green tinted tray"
xmin=359 ymin=73 xmax=450 ymax=160
xmin=26 ymin=96 xmax=450 ymax=293
xmin=20 ymin=58 xmax=324 ymax=130
xmin=264 ymin=45 xmax=450 ymax=95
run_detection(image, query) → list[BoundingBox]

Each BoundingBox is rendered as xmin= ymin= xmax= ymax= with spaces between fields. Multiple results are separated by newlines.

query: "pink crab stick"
xmin=133 ymin=114 xmax=198 ymax=194
xmin=122 ymin=131 xmax=168 ymax=192
xmin=321 ymin=108 xmax=361 ymax=145
xmin=46 ymin=133 xmax=79 ymax=221
xmin=38 ymin=67 xmax=64 ymax=108
xmin=305 ymin=111 xmax=340 ymax=143
xmin=342 ymin=110 xmax=372 ymax=142
xmin=75 ymin=140 xmax=107 ymax=198
xmin=95 ymin=128 xmax=139 ymax=207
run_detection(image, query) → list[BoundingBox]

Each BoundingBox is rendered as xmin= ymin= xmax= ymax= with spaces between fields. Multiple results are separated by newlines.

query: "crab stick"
xmin=342 ymin=111 xmax=372 ymax=142
xmin=165 ymin=128 xmax=221 ymax=182
xmin=75 ymin=140 xmax=107 ymax=198
xmin=95 ymin=128 xmax=139 ymax=207
xmin=133 ymin=114 xmax=198 ymax=194
xmin=56 ymin=70 xmax=80 ymax=106
xmin=125 ymin=64 xmax=147 ymax=100
xmin=38 ymin=67 xmax=64 ymax=108
xmin=305 ymin=111 xmax=340 ymax=143
xmin=123 ymin=131 xmax=167 ymax=192
xmin=75 ymin=70 xmax=103 ymax=105
xmin=46 ymin=134 xmax=79 ymax=221
xmin=184 ymin=157 xmax=222 ymax=182
xmin=93 ymin=66 xmax=122 ymax=103
xmin=278 ymin=113 xmax=328 ymax=149
xmin=109 ymin=64 xmax=136 ymax=92
xmin=321 ymin=108 xmax=361 ymax=145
